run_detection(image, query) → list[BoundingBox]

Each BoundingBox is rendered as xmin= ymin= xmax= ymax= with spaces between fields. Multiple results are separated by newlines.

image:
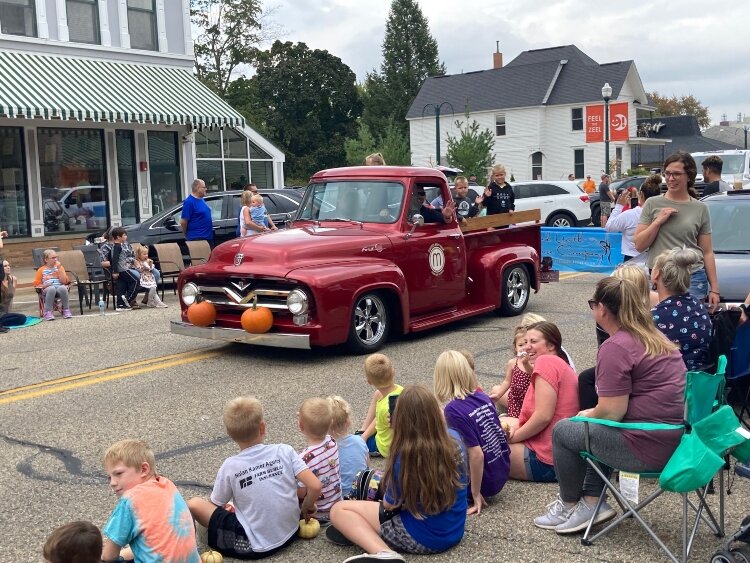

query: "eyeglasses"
xmin=587 ymin=299 xmax=598 ymax=310
xmin=664 ymin=171 xmax=685 ymax=179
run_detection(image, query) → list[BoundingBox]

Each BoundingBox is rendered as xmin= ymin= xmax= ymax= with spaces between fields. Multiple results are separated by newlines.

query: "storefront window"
xmin=195 ymin=128 xmax=270 ymax=191
xmin=197 ymin=160 xmax=223 ymax=192
xmin=37 ymin=128 xmax=108 ymax=233
xmin=224 ymin=161 xmax=248 ymax=190
xmin=148 ymin=131 xmax=181 ymax=214
xmin=195 ymin=127 xmax=221 ymax=158
xmin=0 ymin=127 xmax=29 ymax=237
xmin=250 ymin=161 xmax=273 ymax=189
xmin=116 ymin=131 xmax=139 ymax=225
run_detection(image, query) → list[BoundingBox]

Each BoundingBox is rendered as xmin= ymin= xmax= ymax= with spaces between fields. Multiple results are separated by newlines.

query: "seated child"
xmin=34 ymin=249 xmax=72 ymax=320
xmin=434 ymin=350 xmax=511 ymax=515
xmin=328 ymin=395 xmax=369 ymax=499
xmin=101 ymin=439 xmax=199 ymax=562
xmin=132 ymin=244 xmax=167 ymax=308
xmin=489 ymin=326 xmax=531 ymax=417
xmin=188 ymin=397 xmax=320 ymax=560
xmin=44 ymin=520 xmax=101 ymax=563
xmin=297 ymin=397 xmax=341 ymax=521
xmin=359 ymin=353 xmax=402 ymax=457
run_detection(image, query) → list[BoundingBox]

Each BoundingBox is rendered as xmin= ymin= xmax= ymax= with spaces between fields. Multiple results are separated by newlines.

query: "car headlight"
xmin=181 ymin=283 xmax=199 ymax=306
xmin=287 ymin=289 xmax=308 ymax=315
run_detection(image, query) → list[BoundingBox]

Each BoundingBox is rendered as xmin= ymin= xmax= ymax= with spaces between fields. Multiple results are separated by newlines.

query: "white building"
xmin=407 ymin=45 xmax=666 ymax=182
xmin=0 ymin=0 xmax=284 ymax=256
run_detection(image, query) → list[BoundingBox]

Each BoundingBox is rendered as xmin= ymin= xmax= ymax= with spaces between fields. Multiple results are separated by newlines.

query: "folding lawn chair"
xmin=572 ymin=357 xmax=750 ymax=562
xmin=726 ymin=320 xmax=750 ymax=429
xmin=153 ymin=243 xmax=185 ymax=299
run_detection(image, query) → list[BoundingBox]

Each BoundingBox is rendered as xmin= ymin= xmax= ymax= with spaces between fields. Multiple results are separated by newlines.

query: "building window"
xmin=66 ymin=0 xmax=100 ymax=44
xmin=0 ymin=127 xmax=30 ymax=237
xmin=148 ymin=131 xmax=181 ymax=214
xmin=572 ymin=107 xmax=583 ymax=131
xmin=0 ymin=0 xmax=36 ymax=36
xmin=531 ymin=151 xmax=543 ymax=180
xmin=37 ymin=128 xmax=108 ymax=233
xmin=127 ymin=0 xmax=157 ymax=51
xmin=495 ymin=114 xmax=506 ymax=136
xmin=615 ymin=147 xmax=623 ymax=177
xmin=116 ymin=131 xmax=139 ymax=226
xmin=574 ymin=149 xmax=584 ymax=179
xmin=195 ymin=128 xmax=258 ymax=192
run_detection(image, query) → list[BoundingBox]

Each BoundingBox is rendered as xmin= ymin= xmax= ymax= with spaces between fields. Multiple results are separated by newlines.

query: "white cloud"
xmin=269 ymin=0 xmax=750 ymax=124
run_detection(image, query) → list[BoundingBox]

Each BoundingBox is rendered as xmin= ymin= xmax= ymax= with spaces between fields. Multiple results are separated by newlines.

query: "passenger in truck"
xmin=408 ymin=189 xmax=456 ymax=224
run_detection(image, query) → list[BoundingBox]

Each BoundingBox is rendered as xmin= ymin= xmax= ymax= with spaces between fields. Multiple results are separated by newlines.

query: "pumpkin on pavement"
xmin=241 ymin=294 xmax=273 ymax=334
xmin=298 ymin=518 xmax=321 ymax=539
xmin=200 ymin=550 xmax=223 ymax=563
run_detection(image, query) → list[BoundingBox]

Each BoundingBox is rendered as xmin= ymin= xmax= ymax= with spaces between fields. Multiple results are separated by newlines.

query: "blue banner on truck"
xmin=541 ymin=227 xmax=623 ymax=273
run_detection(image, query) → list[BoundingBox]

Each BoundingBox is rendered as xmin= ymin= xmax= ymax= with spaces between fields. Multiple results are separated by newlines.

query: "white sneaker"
xmin=554 ymin=499 xmax=616 ymax=534
xmin=344 ymin=552 xmax=405 ymax=562
xmin=534 ymin=495 xmax=574 ymax=530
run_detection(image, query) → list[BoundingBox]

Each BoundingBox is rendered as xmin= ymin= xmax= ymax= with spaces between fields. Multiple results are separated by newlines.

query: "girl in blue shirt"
xmin=330 ymin=385 xmax=467 ymax=562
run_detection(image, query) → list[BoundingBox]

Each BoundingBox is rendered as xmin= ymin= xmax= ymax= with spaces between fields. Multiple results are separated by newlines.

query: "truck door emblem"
xmin=234 ymin=253 xmax=244 ymax=266
xmin=362 ymin=244 xmax=384 ymax=253
xmin=428 ymin=244 xmax=445 ymax=276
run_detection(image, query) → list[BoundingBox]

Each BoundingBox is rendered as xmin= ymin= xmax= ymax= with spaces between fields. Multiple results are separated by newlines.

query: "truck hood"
xmin=209 ymin=224 xmax=393 ymax=277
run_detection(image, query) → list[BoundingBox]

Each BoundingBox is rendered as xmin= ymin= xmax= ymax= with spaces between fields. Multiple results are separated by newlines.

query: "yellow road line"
xmin=0 ymin=350 xmax=222 ymax=405
xmin=559 ymin=272 xmax=588 ymax=280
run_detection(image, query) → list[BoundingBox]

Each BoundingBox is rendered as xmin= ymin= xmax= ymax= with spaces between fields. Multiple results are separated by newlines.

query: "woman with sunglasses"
xmin=535 ymin=277 xmax=685 ymax=535
xmin=634 ymin=151 xmax=720 ymax=311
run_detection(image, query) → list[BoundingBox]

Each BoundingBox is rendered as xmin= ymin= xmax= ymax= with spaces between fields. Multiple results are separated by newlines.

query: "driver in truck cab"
xmin=408 ymin=187 xmax=456 ymax=224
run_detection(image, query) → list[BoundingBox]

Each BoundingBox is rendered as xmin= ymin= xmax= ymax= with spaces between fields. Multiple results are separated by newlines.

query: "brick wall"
xmin=1 ymin=237 xmax=87 ymax=267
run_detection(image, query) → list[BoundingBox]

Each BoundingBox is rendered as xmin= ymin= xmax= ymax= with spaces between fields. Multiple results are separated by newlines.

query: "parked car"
xmin=702 ymin=189 xmax=750 ymax=306
xmin=88 ymin=189 xmax=303 ymax=257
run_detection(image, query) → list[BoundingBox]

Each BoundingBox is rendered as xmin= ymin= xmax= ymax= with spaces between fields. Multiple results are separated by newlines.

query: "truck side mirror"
xmin=406 ymin=214 xmax=424 ymax=239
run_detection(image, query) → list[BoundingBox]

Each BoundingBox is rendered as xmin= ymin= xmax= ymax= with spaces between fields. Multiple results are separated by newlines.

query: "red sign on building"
xmin=609 ymin=102 xmax=629 ymax=141
xmin=586 ymin=104 xmax=604 ymax=143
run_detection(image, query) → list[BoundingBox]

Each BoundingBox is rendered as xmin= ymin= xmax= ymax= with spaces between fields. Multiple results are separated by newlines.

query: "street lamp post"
xmin=422 ymin=102 xmax=454 ymax=165
xmin=602 ymin=82 xmax=613 ymax=176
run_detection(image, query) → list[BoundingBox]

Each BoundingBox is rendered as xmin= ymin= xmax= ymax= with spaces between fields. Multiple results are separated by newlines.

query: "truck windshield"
xmin=297 ymin=181 xmax=405 ymax=223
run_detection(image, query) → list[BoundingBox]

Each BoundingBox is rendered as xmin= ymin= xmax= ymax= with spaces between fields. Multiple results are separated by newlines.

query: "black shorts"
xmin=208 ymin=507 xmax=294 ymax=560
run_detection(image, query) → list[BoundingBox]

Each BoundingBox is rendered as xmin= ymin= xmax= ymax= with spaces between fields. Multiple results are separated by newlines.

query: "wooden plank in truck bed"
xmin=459 ymin=209 xmax=542 ymax=233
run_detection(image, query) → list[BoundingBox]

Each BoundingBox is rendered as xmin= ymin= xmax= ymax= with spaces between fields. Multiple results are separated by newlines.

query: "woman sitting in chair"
xmin=535 ymin=277 xmax=686 ymax=534
xmin=34 ymin=249 xmax=72 ymax=320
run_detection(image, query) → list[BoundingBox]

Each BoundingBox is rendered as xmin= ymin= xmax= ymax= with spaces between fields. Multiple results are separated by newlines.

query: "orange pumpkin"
xmin=187 ymin=299 xmax=217 ymax=327
xmin=241 ymin=295 xmax=273 ymax=334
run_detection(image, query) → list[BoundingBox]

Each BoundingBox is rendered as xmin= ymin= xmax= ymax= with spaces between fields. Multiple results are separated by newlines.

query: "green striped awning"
xmin=0 ymin=51 xmax=245 ymax=128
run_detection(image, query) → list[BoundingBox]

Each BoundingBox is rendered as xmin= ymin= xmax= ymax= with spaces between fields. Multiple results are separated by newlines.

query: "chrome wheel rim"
xmin=353 ymin=295 xmax=386 ymax=345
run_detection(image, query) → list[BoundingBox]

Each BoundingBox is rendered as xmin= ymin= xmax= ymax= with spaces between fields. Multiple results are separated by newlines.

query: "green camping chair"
xmin=571 ymin=356 xmax=750 ymax=562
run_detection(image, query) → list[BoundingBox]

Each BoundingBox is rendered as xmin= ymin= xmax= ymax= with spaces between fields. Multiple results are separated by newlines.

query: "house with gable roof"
xmin=407 ymin=45 xmax=667 ymax=181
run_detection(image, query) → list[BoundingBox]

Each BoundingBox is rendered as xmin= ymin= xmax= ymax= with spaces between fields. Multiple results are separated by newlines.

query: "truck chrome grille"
xmin=196 ymin=280 xmax=293 ymax=311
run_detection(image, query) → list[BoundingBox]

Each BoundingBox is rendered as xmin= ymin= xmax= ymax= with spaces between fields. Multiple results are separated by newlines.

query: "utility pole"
xmin=422 ymin=102 xmax=454 ymax=165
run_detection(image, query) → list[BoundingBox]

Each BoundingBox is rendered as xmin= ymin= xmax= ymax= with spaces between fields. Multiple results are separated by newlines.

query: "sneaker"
xmin=129 ymin=299 xmax=141 ymax=309
xmin=156 ymin=302 xmax=168 ymax=308
xmin=120 ymin=296 xmax=131 ymax=309
xmin=554 ymin=499 xmax=616 ymax=535
xmin=62 ymin=309 xmax=73 ymax=319
xmin=115 ymin=306 xmax=130 ymax=312
xmin=534 ymin=495 xmax=574 ymax=530
xmin=325 ymin=525 xmax=353 ymax=546
xmin=43 ymin=311 xmax=55 ymax=321
xmin=343 ymin=552 xmax=405 ymax=562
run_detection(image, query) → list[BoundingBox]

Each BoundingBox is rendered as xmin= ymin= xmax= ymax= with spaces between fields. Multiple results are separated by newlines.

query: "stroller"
xmin=710 ymin=515 xmax=750 ymax=562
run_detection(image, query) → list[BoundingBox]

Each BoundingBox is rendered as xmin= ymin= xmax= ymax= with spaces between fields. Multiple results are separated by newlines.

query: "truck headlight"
xmin=181 ymin=283 xmax=199 ymax=306
xmin=287 ymin=289 xmax=308 ymax=315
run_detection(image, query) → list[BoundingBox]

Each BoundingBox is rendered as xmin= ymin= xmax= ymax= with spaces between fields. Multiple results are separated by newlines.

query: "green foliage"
xmin=191 ymin=0 xmax=263 ymax=96
xmin=361 ymin=0 xmax=445 ymax=137
xmin=445 ymin=116 xmax=495 ymax=185
xmin=627 ymin=167 xmax=650 ymax=176
xmin=235 ymin=41 xmax=362 ymax=180
xmin=345 ymin=120 xmax=411 ymax=166
xmin=648 ymin=91 xmax=711 ymax=129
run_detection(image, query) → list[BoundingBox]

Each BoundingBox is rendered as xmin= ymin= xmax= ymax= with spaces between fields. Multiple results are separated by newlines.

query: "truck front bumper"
xmin=170 ymin=321 xmax=311 ymax=349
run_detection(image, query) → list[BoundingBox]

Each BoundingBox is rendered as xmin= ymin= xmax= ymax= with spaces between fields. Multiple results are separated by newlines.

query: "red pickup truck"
xmin=171 ymin=166 xmax=542 ymax=353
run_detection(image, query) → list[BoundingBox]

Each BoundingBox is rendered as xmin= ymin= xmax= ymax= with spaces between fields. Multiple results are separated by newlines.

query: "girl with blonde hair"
xmin=434 ymin=351 xmax=510 ymax=514
xmin=476 ymin=163 xmax=515 ymax=215
xmin=365 ymin=153 xmax=386 ymax=166
xmin=535 ymin=277 xmax=685 ymax=534
xmin=330 ymin=385 xmax=468 ymax=559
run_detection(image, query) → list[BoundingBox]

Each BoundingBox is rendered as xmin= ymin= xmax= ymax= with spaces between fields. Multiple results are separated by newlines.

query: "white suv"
xmin=691 ymin=150 xmax=750 ymax=189
xmin=510 ymin=180 xmax=591 ymax=227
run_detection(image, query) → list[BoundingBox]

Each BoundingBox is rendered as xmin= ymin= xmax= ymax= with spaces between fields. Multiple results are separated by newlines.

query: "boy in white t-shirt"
xmin=187 ymin=397 xmax=321 ymax=559
xmin=297 ymin=397 xmax=341 ymax=522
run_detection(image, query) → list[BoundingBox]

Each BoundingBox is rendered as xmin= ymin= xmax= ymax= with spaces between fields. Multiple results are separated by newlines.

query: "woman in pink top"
xmin=504 ymin=322 xmax=579 ymax=482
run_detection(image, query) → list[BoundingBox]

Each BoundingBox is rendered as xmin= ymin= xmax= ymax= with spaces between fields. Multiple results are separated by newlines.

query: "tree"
xmin=445 ymin=115 xmax=495 ymax=185
xmin=241 ymin=41 xmax=362 ymax=181
xmin=361 ymin=0 xmax=445 ymax=137
xmin=345 ymin=120 xmax=411 ymax=166
xmin=191 ymin=0 xmax=264 ymax=96
xmin=648 ymin=92 xmax=711 ymax=129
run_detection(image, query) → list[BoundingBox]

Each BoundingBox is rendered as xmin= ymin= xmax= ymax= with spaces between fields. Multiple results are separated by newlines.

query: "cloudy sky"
xmin=265 ymin=0 xmax=750 ymax=126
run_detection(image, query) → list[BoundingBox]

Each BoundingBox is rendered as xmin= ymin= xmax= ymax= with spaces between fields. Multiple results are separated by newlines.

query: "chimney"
xmin=493 ymin=41 xmax=503 ymax=69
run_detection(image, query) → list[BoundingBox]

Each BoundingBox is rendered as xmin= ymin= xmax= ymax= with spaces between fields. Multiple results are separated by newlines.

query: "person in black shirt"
xmin=476 ymin=164 xmax=515 ymax=215
xmin=701 ymin=155 xmax=729 ymax=196
xmin=408 ymin=188 xmax=456 ymax=224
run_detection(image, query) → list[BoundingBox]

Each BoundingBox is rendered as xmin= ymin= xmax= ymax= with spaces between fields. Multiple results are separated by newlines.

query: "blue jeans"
xmin=689 ymin=268 xmax=708 ymax=301
xmin=524 ymin=446 xmax=557 ymax=482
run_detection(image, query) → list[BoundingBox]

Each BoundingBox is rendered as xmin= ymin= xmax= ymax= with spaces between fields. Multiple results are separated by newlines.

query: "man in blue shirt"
xmin=180 ymin=179 xmax=213 ymax=246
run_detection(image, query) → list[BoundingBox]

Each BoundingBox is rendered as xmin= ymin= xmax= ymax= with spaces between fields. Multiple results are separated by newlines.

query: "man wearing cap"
xmin=598 ymin=174 xmax=613 ymax=227
xmin=582 ymin=174 xmax=596 ymax=194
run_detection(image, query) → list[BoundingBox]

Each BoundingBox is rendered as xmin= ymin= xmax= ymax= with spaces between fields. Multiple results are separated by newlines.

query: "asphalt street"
xmin=1 ymin=274 xmax=748 ymax=562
